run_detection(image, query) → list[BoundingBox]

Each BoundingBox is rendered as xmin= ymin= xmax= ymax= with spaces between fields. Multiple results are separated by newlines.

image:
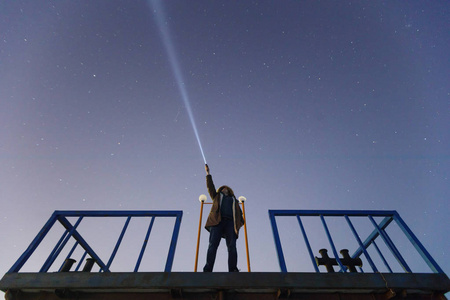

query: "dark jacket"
xmin=204 ymin=175 xmax=245 ymax=237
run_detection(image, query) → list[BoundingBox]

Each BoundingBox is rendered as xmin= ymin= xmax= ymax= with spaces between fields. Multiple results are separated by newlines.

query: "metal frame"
xmin=8 ymin=210 xmax=183 ymax=273
xmin=268 ymin=210 xmax=444 ymax=274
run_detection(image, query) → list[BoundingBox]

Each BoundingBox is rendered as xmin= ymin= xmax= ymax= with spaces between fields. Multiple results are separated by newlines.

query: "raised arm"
xmin=205 ymin=164 xmax=217 ymax=200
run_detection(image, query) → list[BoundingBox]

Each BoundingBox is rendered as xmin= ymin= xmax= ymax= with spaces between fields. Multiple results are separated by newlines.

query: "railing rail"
xmin=269 ymin=210 xmax=444 ymax=274
xmin=7 ymin=209 xmax=445 ymax=276
xmin=8 ymin=210 xmax=183 ymax=273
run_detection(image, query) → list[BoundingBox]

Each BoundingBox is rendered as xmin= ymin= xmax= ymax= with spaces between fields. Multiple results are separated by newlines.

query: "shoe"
xmin=230 ymin=268 xmax=240 ymax=272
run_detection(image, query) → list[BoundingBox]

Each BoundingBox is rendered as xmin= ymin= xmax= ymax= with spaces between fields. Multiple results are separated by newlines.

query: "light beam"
xmin=148 ymin=0 xmax=207 ymax=164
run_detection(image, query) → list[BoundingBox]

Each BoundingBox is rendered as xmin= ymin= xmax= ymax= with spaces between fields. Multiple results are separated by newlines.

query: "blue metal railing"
xmin=8 ymin=209 xmax=444 ymax=275
xmin=8 ymin=210 xmax=183 ymax=273
xmin=269 ymin=210 xmax=444 ymax=274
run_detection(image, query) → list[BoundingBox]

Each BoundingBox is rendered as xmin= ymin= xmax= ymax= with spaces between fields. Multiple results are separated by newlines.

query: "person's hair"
xmin=218 ymin=185 xmax=234 ymax=196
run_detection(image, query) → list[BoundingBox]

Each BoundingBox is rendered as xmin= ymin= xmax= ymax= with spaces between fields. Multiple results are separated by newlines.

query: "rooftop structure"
xmin=1 ymin=209 xmax=449 ymax=299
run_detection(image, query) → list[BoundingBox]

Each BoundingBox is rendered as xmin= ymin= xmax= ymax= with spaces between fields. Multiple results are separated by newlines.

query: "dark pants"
xmin=203 ymin=218 xmax=237 ymax=272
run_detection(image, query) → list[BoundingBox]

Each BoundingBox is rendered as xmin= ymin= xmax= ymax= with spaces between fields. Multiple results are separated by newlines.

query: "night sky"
xmin=1 ymin=0 xmax=449 ymax=285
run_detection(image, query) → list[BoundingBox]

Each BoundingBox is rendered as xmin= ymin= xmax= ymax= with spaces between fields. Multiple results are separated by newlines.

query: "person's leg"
xmin=203 ymin=224 xmax=223 ymax=272
xmin=224 ymin=219 xmax=238 ymax=272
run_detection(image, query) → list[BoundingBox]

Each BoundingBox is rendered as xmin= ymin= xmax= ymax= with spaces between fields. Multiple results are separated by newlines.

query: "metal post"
xmin=75 ymin=251 xmax=88 ymax=272
xmin=344 ymin=215 xmax=378 ymax=272
xmin=296 ymin=215 xmax=319 ymax=273
xmin=320 ymin=215 xmax=347 ymax=272
xmin=135 ymin=216 xmax=155 ymax=272
xmin=239 ymin=197 xmax=251 ymax=272
xmin=195 ymin=195 xmax=206 ymax=272
xmin=269 ymin=210 xmax=287 ymax=272
xmin=368 ymin=215 xmax=412 ymax=273
xmin=372 ymin=240 xmax=393 ymax=273
xmin=106 ymin=216 xmax=131 ymax=270
xmin=165 ymin=211 xmax=183 ymax=272
xmin=393 ymin=212 xmax=445 ymax=274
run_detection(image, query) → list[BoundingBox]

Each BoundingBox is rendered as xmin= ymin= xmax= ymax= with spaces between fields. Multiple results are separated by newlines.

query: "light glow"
xmin=149 ymin=0 xmax=207 ymax=164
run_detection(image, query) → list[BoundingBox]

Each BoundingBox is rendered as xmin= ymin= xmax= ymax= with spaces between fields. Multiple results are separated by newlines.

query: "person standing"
xmin=203 ymin=164 xmax=245 ymax=272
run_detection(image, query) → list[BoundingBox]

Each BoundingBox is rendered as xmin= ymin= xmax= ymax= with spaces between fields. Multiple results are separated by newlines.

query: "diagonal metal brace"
xmin=57 ymin=216 xmax=109 ymax=272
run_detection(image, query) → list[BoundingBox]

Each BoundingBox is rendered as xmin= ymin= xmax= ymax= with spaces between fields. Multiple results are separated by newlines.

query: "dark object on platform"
xmin=82 ymin=258 xmax=96 ymax=272
xmin=60 ymin=259 xmax=76 ymax=272
xmin=339 ymin=249 xmax=363 ymax=272
xmin=315 ymin=249 xmax=362 ymax=273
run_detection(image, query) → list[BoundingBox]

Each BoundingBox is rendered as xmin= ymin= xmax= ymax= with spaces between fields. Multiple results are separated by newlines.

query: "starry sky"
xmin=1 ymin=0 xmax=449 ymax=285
